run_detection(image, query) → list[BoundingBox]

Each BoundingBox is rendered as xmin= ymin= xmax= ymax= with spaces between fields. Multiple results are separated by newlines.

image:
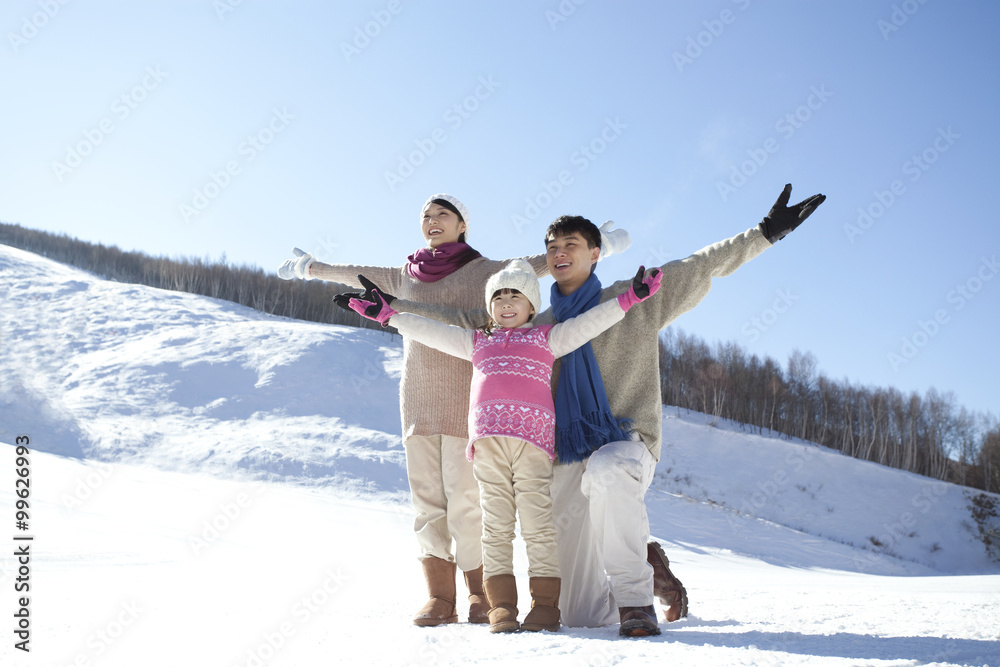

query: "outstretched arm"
xmin=276 ymin=247 xmax=400 ymax=291
xmin=639 ymin=183 xmax=825 ymax=330
xmin=390 ymin=314 xmax=475 ymax=361
xmin=335 ymin=287 xmax=474 ymax=360
xmin=393 ymin=298 xmax=492 ymax=330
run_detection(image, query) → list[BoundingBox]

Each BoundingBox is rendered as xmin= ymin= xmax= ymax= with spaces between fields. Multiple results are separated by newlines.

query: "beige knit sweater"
xmin=392 ymin=226 xmax=773 ymax=461
xmin=310 ymin=254 xmax=549 ymax=440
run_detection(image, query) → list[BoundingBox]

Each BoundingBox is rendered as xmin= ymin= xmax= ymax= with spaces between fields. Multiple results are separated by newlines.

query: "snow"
xmin=1 ymin=243 xmax=998 ymax=667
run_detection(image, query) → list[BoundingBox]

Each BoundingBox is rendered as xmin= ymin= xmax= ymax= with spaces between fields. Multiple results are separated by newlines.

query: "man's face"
xmin=546 ymin=231 xmax=600 ymax=295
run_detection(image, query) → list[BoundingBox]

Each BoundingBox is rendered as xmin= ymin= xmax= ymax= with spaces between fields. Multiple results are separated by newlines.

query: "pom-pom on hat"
xmin=485 ymin=259 xmax=541 ymax=315
xmin=422 ymin=193 xmax=470 ymax=237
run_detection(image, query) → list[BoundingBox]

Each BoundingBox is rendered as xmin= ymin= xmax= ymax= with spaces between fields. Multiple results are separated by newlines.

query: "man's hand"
xmin=758 ymin=184 xmax=826 ymax=243
xmin=599 ymin=220 xmax=632 ymax=259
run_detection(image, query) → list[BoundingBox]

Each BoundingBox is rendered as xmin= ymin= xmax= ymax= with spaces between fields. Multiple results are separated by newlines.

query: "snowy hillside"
xmin=1 ymin=244 xmax=999 ymax=667
xmin=0 ymin=244 xmax=408 ymax=498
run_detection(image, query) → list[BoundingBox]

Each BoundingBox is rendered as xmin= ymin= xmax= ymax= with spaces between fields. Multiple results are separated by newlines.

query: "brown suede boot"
xmin=520 ymin=576 xmax=561 ymax=632
xmin=483 ymin=574 xmax=520 ymax=633
xmin=647 ymin=542 xmax=688 ymax=622
xmin=463 ymin=566 xmax=489 ymax=624
xmin=413 ymin=557 xmax=458 ymax=627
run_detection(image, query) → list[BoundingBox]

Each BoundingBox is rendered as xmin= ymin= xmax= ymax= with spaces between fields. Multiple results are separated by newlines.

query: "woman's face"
xmin=421 ymin=202 xmax=467 ymax=248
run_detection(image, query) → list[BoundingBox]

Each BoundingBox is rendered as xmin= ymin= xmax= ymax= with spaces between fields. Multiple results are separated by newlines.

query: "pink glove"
xmin=348 ymin=291 xmax=397 ymax=327
xmin=617 ymin=266 xmax=662 ymax=312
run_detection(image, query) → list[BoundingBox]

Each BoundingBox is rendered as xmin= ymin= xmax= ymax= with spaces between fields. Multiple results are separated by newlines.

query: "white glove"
xmin=599 ymin=221 xmax=631 ymax=260
xmin=277 ymin=247 xmax=316 ymax=280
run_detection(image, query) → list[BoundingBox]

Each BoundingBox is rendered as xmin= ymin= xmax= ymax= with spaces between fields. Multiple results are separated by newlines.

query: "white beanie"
xmin=485 ymin=259 xmax=541 ymax=315
xmin=422 ymin=193 xmax=470 ymax=238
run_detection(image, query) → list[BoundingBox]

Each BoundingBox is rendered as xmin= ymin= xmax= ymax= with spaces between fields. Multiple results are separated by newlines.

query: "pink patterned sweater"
xmin=388 ymin=297 xmax=626 ymax=461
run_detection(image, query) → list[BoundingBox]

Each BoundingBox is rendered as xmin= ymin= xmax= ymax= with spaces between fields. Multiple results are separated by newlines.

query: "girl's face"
xmin=421 ymin=203 xmax=467 ymax=248
xmin=490 ymin=289 xmax=535 ymax=329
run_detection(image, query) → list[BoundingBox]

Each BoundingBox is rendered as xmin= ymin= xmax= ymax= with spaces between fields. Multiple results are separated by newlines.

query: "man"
xmin=364 ymin=184 xmax=826 ymax=635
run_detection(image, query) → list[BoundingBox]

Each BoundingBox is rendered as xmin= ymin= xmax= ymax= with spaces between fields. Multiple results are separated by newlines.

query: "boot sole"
xmin=619 ymin=620 xmax=662 ymax=637
xmin=489 ymin=621 xmax=520 ymax=633
xmin=413 ymin=615 xmax=458 ymax=627
xmin=521 ymin=623 xmax=560 ymax=632
xmin=647 ymin=541 xmax=689 ymax=621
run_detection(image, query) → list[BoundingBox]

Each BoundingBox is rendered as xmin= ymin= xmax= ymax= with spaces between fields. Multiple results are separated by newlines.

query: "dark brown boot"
xmin=463 ymin=566 xmax=489 ymax=624
xmin=521 ymin=576 xmax=561 ymax=632
xmin=647 ymin=541 xmax=688 ymax=621
xmin=619 ymin=605 xmax=661 ymax=637
xmin=413 ymin=557 xmax=458 ymax=627
xmin=483 ymin=574 xmax=520 ymax=633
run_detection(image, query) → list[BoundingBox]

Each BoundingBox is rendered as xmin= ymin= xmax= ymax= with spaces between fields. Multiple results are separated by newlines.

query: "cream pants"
xmin=551 ymin=438 xmax=657 ymax=626
xmin=472 ymin=436 xmax=559 ymax=580
xmin=404 ymin=434 xmax=483 ymax=572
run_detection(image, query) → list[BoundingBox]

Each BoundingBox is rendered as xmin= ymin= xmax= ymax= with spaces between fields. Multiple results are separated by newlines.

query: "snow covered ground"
xmin=1 ymin=244 xmax=998 ymax=666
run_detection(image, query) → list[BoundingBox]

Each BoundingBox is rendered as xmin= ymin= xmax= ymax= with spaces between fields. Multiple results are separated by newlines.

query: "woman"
xmin=278 ymin=194 xmax=628 ymax=627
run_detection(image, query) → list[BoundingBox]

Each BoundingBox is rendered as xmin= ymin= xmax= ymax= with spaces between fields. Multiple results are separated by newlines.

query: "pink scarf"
xmin=406 ymin=242 xmax=482 ymax=282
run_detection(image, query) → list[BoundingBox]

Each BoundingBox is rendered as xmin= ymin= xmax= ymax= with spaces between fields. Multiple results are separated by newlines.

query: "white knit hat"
xmin=422 ymin=193 xmax=470 ymax=238
xmin=484 ymin=259 xmax=541 ymax=315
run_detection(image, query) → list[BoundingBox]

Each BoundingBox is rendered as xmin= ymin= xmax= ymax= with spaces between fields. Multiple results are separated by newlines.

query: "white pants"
xmin=404 ymin=434 xmax=483 ymax=572
xmin=473 ymin=436 xmax=558 ymax=579
xmin=551 ymin=439 xmax=656 ymax=626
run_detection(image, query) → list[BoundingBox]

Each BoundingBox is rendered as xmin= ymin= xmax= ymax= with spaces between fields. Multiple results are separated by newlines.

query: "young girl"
xmin=341 ymin=259 xmax=660 ymax=633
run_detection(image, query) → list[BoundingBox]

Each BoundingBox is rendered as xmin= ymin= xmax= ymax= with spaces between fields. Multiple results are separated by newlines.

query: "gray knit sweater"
xmin=392 ymin=227 xmax=773 ymax=461
xmin=310 ymin=254 xmax=549 ymax=440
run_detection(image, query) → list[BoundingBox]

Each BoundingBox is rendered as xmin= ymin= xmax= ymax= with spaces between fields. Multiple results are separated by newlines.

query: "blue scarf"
xmin=551 ymin=273 xmax=632 ymax=463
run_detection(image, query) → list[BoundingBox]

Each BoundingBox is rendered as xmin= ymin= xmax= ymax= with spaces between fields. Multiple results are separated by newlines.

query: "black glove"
xmin=359 ymin=274 xmax=395 ymax=305
xmin=758 ymin=184 xmax=826 ymax=243
xmin=333 ymin=274 xmax=395 ymax=311
xmin=333 ymin=291 xmax=361 ymax=311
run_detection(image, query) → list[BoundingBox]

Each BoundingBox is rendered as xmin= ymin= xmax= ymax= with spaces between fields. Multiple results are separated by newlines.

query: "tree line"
xmin=0 ymin=221 xmax=389 ymax=333
xmin=3 ymin=221 xmax=998 ymax=493
xmin=658 ymin=328 xmax=1000 ymax=493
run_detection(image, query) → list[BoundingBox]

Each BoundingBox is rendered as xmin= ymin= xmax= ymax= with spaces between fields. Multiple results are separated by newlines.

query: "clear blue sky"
xmin=2 ymin=1 xmax=998 ymax=419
